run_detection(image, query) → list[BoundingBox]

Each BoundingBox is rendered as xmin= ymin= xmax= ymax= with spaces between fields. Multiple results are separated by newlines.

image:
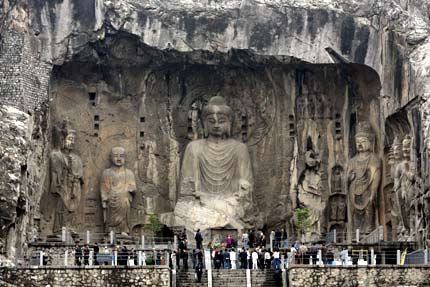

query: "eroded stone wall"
xmin=288 ymin=266 xmax=430 ymax=287
xmin=0 ymin=266 xmax=170 ymax=287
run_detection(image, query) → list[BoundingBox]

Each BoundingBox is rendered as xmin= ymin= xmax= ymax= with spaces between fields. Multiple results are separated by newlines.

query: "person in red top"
xmin=226 ymin=234 xmax=233 ymax=248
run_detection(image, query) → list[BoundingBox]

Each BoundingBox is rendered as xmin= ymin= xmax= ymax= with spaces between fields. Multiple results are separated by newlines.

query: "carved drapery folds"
xmin=100 ymin=147 xmax=136 ymax=235
xmin=347 ymin=122 xmax=382 ymax=237
xmin=174 ymin=96 xmax=255 ymax=233
xmin=49 ymin=120 xmax=84 ymax=233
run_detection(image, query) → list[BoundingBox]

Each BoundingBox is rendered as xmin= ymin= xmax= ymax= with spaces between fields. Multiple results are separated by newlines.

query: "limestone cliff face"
xmin=0 ymin=0 xmax=430 ymax=260
xmin=0 ymin=105 xmax=48 ymax=265
xmin=26 ymin=0 xmax=429 ymax=112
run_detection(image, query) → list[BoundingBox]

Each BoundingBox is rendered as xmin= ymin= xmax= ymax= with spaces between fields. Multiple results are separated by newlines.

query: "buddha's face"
xmin=205 ymin=112 xmax=231 ymax=138
xmin=393 ymin=145 xmax=402 ymax=160
xmin=64 ymin=133 xmax=75 ymax=150
xmin=402 ymin=144 xmax=411 ymax=159
xmin=111 ymin=147 xmax=126 ymax=167
xmin=355 ymin=136 xmax=371 ymax=153
xmin=305 ymin=151 xmax=318 ymax=168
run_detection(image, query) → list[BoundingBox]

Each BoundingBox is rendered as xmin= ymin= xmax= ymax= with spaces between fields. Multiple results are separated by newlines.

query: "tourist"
xmin=226 ymin=234 xmax=233 ymax=248
xmin=252 ymin=249 xmax=258 ymax=269
xmin=270 ymin=230 xmax=275 ymax=249
xmin=239 ymin=249 xmax=247 ymax=269
xmin=182 ymin=249 xmax=189 ymax=270
xmin=195 ymin=229 xmax=203 ymax=250
xmin=340 ymin=248 xmax=348 ymax=265
xmin=249 ymin=230 xmax=255 ymax=248
xmin=258 ymin=248 xmax=264 ymax=268
xmin=273 ymin=248 xmax=281 ymax=269
xmin=195 ymin=260 xmax=203 ymax=283
xmin=264 ymin=249 xmax=271 ymax=269
xmin=260 ymin=233 xmax=266 ymax=248
xmin=191 ymin=249 xmax=197 ymax=269
xmin=128 ymin=248 xmax=135 ymax=266
xmin=224 ymin=249 xmax=231 ymax=269
xmin=93 ymin=243 xmax=99 ymax=265
xmin=246 ymin=249 xmax=252 ymax=269
xmin=215 ymin=250 xmax=223 ymax=269
xmin=141 ymin=251 xmax=147 ymax=266
xmin=242 ymin=233 xmax=249 ymax=249
xmin=289 ymin=245 xmax=297 ymax=265
xmin=230 ymin=248 xmax=237 ymax=269
xmin=74 ymin=244 xmax=82 ymax=266
xmin=275 ymin=229 xmax=282 ymax=249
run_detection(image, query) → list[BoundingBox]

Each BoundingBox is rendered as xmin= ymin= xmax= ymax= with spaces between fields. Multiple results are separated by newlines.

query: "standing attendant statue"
xmin=100 ymin=147 xmax=136 ymax=235
xmin=347 ymin=122 xmax=381 ymax=237
xmin=50 ymin=121 xmax=83 ymax=233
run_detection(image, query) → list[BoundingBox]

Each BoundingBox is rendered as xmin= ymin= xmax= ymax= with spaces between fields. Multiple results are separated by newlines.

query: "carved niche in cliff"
xmin=38 ymin=37 xmax=382 ymax=238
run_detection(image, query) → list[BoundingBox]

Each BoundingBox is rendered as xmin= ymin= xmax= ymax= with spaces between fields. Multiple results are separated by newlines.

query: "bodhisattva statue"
xmin=298 ymin=150 xmax=322 ymax=238
xmin=50 ymin=121 xmax=83 ymax=233
xmin=100 ymin=147 xmax=136 ymax=235
xmin=347 ymin=122 xmax=381 ymax=236
xmin=174 ymin=96 xmax=254 ymax=233
xmin=389 ymin=136 xmax=403 ymax=238
xmin=394 ymin=135 xmax=416 ymax=239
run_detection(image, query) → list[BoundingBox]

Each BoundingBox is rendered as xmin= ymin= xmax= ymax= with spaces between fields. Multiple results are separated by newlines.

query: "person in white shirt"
xmin=252 ymin=250 xmax=259 ymax=269
xmin=264 ymin=250 xmax=271 ymax=269
xmin=246 ymin=249 xmax=251 ymax=269
xmin=230 ymin=249 xmax=237 ymax=269
xmin=141 ymin=251 xmax=147 ymax=266
xmin=289 ymin=246 xmax=297 ymax=264
xmin=273 ymin=249 xmax=281 ymax=269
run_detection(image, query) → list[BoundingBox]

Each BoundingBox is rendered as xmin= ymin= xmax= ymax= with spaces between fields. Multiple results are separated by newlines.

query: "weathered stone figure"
xmin=298 ymin=149 xmax=322 ymax=238
xmin=174 ymin=96 xmax=253 ymax=232
xmin=388 ymin=137 xmax=403 ymax=237
xmin=50 ymin=121 xmax=83 ymax=232
xmin=347 ymin=122 xmax=381 ymax=236
xmin=394 ymin=136 xmax=417 ymax=238
xmin=100 ymin=147 xmax=136 ymax=234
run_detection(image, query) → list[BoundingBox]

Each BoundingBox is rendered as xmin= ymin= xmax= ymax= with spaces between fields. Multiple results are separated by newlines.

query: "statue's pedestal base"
xmin=173 ymin=197 xmax=246 ymax=234
xmin=114 ymin=234 xmax=137 ymax=245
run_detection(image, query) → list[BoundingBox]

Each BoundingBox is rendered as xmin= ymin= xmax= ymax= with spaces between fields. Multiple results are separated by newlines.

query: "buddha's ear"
xmin=203 ymin=124 xmax=209 ymax=138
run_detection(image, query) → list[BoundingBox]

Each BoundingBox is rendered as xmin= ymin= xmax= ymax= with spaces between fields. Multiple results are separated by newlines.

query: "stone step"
xmin=177 ymin=269 xmax=281 ymax=287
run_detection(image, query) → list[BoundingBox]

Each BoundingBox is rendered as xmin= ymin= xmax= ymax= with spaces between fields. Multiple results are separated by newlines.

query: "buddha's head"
xmin=111 ymin=146 xmax=126 ymax=167
xmin=305 ymin=150 xmax=319 ymax=169
xmin=64 ymin=130 xmax=76 ymax=150
xmin=202 ymin=96 xmax=234 ymax=139
xmin=354 ymin=122 xmax=374 ymax=153
xmin=392 ymin=136 xmax=403 ymax=160
xmin=402 ymin=135 xmax=412 ymax=159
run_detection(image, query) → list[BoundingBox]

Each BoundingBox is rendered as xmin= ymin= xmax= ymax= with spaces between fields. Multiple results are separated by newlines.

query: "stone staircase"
xmin=177 ymin=269 xmax=281 ymax=287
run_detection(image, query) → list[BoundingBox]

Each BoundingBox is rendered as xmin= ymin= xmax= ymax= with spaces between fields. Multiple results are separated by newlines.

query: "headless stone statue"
xmin=100 ymin=147 xmax=136 ymax=235
xmin=298 ymin=149 xmax=322 ymax=238
xmin=50 ymin=121 xmax=83 ymax=233
xmin=174 ymin=96 xmax=254 ymax=232
xmin=347 ymin=122 xmax=381 ymax=236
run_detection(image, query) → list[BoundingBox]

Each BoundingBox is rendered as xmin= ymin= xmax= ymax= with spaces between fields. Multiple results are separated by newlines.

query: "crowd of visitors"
xmin=72 ymin=242 xmax=166 ymax=267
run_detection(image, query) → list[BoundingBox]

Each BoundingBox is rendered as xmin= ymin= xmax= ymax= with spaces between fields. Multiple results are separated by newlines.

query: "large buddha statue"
xmin=347 ymin=122 xmax=381 ymax=236
xmin=50 ymin=121 xmax=83 ymax=233
xmin=100 ymin=147 xmax=136 ymax=235
xmin=174 ymin=96 xmax=254 ymax=233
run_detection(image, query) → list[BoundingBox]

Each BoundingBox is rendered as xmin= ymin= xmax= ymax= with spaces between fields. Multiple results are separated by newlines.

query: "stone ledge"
xmin=0 ymin=266 xmax=170 ymax=270
xmin=288 ymin=264 xmax=430 ymax=269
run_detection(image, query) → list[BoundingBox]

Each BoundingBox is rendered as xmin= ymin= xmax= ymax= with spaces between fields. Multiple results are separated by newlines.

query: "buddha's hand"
xmin=239 ymin=180 xmax=251 ymax=195
xmin=348 ymin=171 xmax=356 ymax=182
